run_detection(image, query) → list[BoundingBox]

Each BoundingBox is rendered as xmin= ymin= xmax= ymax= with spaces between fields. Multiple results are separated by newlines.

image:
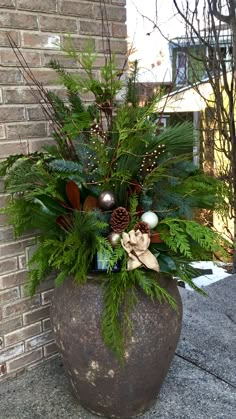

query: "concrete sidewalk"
xmin=1 ymin=276 xmax=236 ymax=419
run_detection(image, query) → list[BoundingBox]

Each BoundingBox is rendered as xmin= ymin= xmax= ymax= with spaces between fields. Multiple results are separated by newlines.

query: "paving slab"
xmin=178 ymin=275 xmax=236 ymax=386
xmin=0 ymin=275 xmax=236 ymax=419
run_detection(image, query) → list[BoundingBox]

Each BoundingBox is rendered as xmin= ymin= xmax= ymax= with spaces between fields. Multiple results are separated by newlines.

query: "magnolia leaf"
xmin=83 ymin=195 xmax=98 ymax=212
xmin=66 ymin=180 xmax=80 ymax=210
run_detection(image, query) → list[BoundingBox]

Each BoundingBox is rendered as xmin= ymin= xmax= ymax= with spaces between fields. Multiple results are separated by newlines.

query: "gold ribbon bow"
xmin=121 ymin=229 xmax=160 ymax=272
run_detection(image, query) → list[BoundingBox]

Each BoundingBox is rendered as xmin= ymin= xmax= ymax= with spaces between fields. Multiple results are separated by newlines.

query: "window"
xmin=176 ymin=51 xmax=188 ymax=86
xmin=208 ymin=43 xmax=233 ymax=73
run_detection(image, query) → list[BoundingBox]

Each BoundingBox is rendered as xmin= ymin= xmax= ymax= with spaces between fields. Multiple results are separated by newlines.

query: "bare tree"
xmin=132 ymin=0 xmax=236 ymax=271
xmin=170 ymin=0 xmax=236 ymax=271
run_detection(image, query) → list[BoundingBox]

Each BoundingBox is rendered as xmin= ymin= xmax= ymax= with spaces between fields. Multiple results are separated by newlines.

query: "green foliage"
xmin=102 ymin=272 xmax=128 ymax=362
xmin=158 ymin=218 xmax=228 ymax=261
xmin=0 ymin=153 xmax=25 ymax=177
xmin=27 ymin=241 xmax=54 ymax=296
xmin=128 ymin=192 xmax=139 ymax=229
xmin=125 ymin=60 xmax=140 ymax=107
xmin=1 ymin=198 xmax=37 ymax=238
xmin=134 ymin=270 xmax=177 ymax=309
xmin=0 ymin=41 xmax=232 ymax=363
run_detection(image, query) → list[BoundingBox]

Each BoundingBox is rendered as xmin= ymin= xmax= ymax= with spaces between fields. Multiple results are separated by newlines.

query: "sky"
xmin=126 ymin=0 xmax=192 ymax=82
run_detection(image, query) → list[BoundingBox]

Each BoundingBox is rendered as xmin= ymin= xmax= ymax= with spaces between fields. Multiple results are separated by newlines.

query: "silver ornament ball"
xmin=141 ymin=211 xmax=159 ymax=229
xmin=98 ymin=191 xmax=116 ymax=210
xmin=107 ymin=232 xmax=121 ymax=248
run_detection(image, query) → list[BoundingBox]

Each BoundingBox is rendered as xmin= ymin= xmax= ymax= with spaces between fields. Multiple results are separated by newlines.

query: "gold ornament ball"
xmin=98 ymin=191 xmax=116 ymax=210
xmin=107 ymin=232 xmax=121 ymax=248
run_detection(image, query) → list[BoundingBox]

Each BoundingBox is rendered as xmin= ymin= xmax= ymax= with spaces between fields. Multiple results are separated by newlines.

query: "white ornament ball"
xmin=141 ymin=211 xmax=159 ymax=229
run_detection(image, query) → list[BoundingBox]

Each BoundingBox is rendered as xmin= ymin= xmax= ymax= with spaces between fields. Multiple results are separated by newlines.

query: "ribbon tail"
xmin=127 ymin=254 xmax=142 ymax=271
xmin=139 ymin=250 xmax=160 ymax=272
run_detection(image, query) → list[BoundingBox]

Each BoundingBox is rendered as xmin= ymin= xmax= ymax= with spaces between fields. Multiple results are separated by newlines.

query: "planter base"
xmin=51 ymin=274 xmax=182 ymax=418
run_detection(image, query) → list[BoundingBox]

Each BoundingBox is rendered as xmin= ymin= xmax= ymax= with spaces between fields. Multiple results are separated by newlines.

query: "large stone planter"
xmin=51 ymin=273 xmax=182 ymax=418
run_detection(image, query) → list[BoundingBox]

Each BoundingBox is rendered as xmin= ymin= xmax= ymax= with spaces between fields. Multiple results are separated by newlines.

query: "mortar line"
xmin=175 ymin=353 xmax=236 ymax=389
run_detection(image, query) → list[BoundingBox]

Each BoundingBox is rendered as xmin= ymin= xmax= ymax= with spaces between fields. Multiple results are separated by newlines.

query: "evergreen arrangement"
xmin=0 ymin=38 xmax=231 ymax=361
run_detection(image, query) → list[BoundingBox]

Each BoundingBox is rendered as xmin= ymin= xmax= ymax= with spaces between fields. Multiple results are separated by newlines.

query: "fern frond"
xmin=134 ymin=270 xmax=177 ymax=309
xmin=101 ymin=273 xmax=127 ymax=363
xmin=158 ymin=219 xmax=193 ymax=259
xmin=27 ymin=241 xmax=52 ymax=295
xmin=0 ymin=154 xmax=25 ymax=177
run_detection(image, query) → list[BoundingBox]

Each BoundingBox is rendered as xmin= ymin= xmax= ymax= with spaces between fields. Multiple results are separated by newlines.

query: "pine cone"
xmin=134 ymin=221 xmax=150 ymax=236
xmin=110 ymin=207 xmax=130 ymax=233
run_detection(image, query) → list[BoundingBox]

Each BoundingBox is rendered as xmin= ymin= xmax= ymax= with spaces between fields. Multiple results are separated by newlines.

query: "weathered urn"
xmin=51 ymin=274 xmax=182 ymax=418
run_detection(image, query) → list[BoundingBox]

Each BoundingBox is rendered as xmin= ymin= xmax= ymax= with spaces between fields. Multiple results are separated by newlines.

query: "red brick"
xmin=28 ymin=138 xmax=55 ymax=153
xmin=25 ymin=330 xmax=53 ymax=351
xmin=112 ymin=22 xmax=127 ymax=38
xmin=0 ymin=258 xmax=18 ymax=274
xmin=0 ymin=0 xmax=15 ymax=8
xmin=0 ymin=270 xmax=27 ymax=290
xmin=0 ymin=124 xmax=6 ymax=139
xmin=38 ymin=276 xmax=55 ymax=292
xmin=42 ymin=318 xmax=51 ymax=331
xmin=22 ymin=32 xmax=60 ymax=50
xmin=0 ymin=50 xmax=41 ymax=67
xmin=0 ymin=343 xmax=24 ymax=363
xmin=43 ymin=341 xmax=57 ymax=357
xmin=0 ymin=213 xmax=8 ymax=227
xmin=79 ymin=20 xmax=111 ymax=36
xmin=41 ymin=289 xmax=54 ymax=305
xmin=0 ymin=30 xmax=20 ymax=47
xmin=96 ymin=38 xmax=127 ymax=54
xmin=39 ymin=16 xmax=77 ymax=33
xmin=0 ymin=12 xmax=38 ymax=30
xmin=61 ymin=35 xmax=95 ymax=51
xmin=111 ymin=0 xmax=126 ymax=4
xmin=0 ymin=227 xmax=14 ymax=243
xmin=23 ymin=305 xmax=50 ymax=325
xmin=0 ymin=286 xmax=19 ymax=304
xmin=3 ymin=88 xmax=41 ymax=104
xmin=0 ymin=194 xmax=10 ymax=208
xmin=0 ymin=141 xmax=28 ymax=159
xmin=93 ymin=4 xmax=126 ymax=22
xmin=43 ymin=87 xmax=68 ymax=101
xmin=23 ymin=69 xmax=59 ymax=86
xmin=4 ymin=322 xmax=42 ymax=346
xmin=0 ymin=316 xmax=22 ymax=335
xmin=0 ymin=106 xmax=25 ymax=123
xmin=6 ymin=122 xmax=47 ymax=140
xmin=7 ymin=347 xmax=42 ymax=372
xmin=0 ymin=363 xmax=6 ymax=377
xmin=26 ymin=106 xmax=46 ymax=121
xmin=60 ymin=0 xmax=93 ymax=17
xmin=18 ymin=254 xmax=26 ymax=270
xmin=0 ymin=257 xmax=18 ymax=275
xmin=43 ymin=52 xmax=78 ymax=68
xmin=18 ymin=0 xmax=57 ymax=13
xmin=2 ymin=294 xmax=41 ymax=318
xmin=0 ymin=238 xmax=35 ymax=259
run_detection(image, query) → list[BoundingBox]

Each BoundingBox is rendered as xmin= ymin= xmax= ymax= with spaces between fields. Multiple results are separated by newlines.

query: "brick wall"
xmin=0 ymin=0 xmax=127 ymax=381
